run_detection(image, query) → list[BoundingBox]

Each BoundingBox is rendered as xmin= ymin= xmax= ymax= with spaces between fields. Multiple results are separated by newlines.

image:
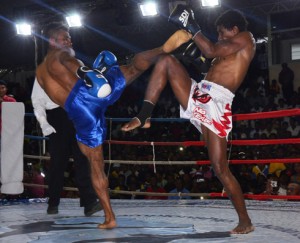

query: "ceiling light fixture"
xmin=139 ymin=2 xmax=158 ymax=17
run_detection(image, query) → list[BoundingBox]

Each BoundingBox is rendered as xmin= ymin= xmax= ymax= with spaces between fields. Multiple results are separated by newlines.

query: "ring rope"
xmin=23 ymin=155 xmax=300 ymax=164
xmin=23 ymin=183 xmax=300 ymax=200
xmin=93 ymin=108 xmax=300 ymax=123
xmin=24 ymin=137 xmax=300 ymax=146
xmin=232 ymin=108 xmax=300 ymax=121
xmin=107 ymin=138 xmax=300 ymax=146
xmin=23 ymin=108 xmax=300 ymax=201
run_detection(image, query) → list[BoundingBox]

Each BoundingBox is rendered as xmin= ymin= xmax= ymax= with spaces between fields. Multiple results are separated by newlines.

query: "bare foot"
xmin=230 ymin=223 xmax=255 ymax=234
xmin=121 ymin=117 xmax=151 ymax=132
xmin=97 ymin=220 xmax=117 ymax=229
xmin=163 ymin=30 xmax=192 ymax=53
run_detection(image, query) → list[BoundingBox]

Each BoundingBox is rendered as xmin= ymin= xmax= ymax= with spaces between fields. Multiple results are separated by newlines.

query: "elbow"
xmin=202 ymin=50 xmax=215 ymax=59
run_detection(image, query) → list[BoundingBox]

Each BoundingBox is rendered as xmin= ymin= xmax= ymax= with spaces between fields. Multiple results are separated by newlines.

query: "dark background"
xmin=0 ymin=0 xmax=298 ymax=69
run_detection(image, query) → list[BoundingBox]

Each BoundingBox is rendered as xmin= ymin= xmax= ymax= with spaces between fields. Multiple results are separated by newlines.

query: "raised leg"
xmin=121 ymin=54 xmax=191 ymax=132
xmin=78 ymin=142 xmax=116 ymax=229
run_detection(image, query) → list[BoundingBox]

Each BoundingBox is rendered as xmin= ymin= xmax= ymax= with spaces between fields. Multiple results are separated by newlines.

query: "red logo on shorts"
xmin=212 ymin=104 xmax=232 ymax=137
xmin=193 ymin=107 xmax=212 ymax=125
xmin=192 ymin=86 xmax=211 ymax=104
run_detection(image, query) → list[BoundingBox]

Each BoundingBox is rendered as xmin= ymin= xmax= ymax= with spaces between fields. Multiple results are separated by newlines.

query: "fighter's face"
xmin=216 ymin=25 xmax=237 ymax=41
xmin=55 ymin=30 xmax=72 ymax=47
xmin=52 ymin=30 xmax=75 ymax=56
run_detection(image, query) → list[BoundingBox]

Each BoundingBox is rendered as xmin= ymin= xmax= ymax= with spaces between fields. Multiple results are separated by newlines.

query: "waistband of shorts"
xmin=201 ymin=80 xmax=235 ymax=100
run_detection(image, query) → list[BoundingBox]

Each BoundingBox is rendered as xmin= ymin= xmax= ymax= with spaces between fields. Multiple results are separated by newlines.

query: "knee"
xmin=212 ymin=162 xmax=230 ymax=179
xmin=212 ymin=164 xmax=222 ymax=178
xmin=156 ymin=54 xmax=177 ymax=66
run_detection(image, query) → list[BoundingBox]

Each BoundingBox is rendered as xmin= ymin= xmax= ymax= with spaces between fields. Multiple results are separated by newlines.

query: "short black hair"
xmin=43 ymin=22 xmax=69 ymax=39
xmin=0 ymin=80 xmax=7 ymax=86
xmin=215 ymin=9 xmax=248 ymax=32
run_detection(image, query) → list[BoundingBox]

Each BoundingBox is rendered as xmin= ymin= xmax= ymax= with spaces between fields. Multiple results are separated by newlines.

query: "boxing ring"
xmin=1 ymin=108 xmax=300 ymax=242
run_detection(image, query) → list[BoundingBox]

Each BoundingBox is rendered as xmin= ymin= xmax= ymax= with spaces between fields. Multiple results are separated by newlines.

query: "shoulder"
xmin=236 ymin=31 xmax=253 ymax=38
xmin=234 ymin=31 xmax=255 ymax=44
xmin=3 ymin=95 xmax=16 ymax=102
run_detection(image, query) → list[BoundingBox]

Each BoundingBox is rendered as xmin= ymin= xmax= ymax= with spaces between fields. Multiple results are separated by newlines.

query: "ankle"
xmin=136 ymin=100 xmax=155 ymax=126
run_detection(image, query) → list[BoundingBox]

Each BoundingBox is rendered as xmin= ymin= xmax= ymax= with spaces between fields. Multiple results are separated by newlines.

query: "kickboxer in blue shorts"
xmin=36 ymin=22 xmax=192 ymax=229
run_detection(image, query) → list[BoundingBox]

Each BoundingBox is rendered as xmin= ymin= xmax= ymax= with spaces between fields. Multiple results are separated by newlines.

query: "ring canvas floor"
xmin=0 ymin=199 xmax=299 ymax=243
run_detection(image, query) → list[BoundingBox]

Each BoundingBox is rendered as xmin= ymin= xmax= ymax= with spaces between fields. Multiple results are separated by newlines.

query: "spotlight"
xmin=139 ymin=2 xmax=158 ymax=17
xmin=16 ymin=23 xmax=32 ymax=36
xmin=200 ymin=0 xmax=221 ymax=8
xmin=66 ymin=14 xmax=82 ymax=27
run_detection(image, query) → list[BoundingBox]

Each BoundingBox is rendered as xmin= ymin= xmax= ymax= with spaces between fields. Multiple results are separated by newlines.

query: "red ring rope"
xmin=24 ymin=108 xmax=300 ymax=201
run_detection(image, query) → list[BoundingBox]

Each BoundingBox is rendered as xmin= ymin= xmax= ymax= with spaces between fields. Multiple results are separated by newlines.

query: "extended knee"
xmin=157 ymin=54 xmax=178 ymax=66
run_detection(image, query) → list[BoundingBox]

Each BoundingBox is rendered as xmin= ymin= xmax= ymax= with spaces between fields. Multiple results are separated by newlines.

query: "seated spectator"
xmin=249 ymin=121 xmax=264 ymax=139
xmin=127 ymin=175 xmax=144 ymax=199
xmin=277 ymin=171 xmax=290 ymax=195
xmin=168 ymin=177 xmax=191 ymax=200
xmin=290 ymin=163 xmax=300 ymax=185
xmin=269 ymin=79 xmax=280 ymax=97
xmin=276 ymin=98 xmax=288 ymax=110
xmin=287 ymin=118 xmax=300 ymax=137
xmin=261 ymin=173 xmax=279 ymax=195
xmin=190 ymin=172 xmax=210 ymax=197
xmin=269 ymin=162 xmax=286 ymax=178
xmin=0 ymin=80 xmax=16 ymax=132
xmin=263 ymin=96 xmax=278 ymax=111
xmin=145 ymin=175 xmax=167 ymax=200
xmin=277 ymin=121 xmax=292 ymax=138
xmin=250 ymin=101 xmax=263 ymax=113
xmin=111 ymin=174 xmax=128 ymax=199
xmin=261 ymin=120 xmax=277 ymax=137
xmin=253 ymin=173 xmax=267 ymax=194
xmin=286 ymin=182 xmax=300 ymax=196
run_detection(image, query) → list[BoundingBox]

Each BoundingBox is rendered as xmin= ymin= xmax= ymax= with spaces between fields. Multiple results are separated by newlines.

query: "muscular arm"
xmin=121 ymin=30 xmax=191 ymax=85
xmin=193 ymin=31 xmax=253 ymax=59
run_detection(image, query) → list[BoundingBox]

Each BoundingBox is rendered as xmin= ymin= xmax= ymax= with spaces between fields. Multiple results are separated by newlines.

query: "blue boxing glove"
xmin=168 ymin=4 xmax=201 ymax=39
xmin=93 ymin=50 xmax=117 ymax=74
xmin=77 ymin=66 xmax=112 ymax=98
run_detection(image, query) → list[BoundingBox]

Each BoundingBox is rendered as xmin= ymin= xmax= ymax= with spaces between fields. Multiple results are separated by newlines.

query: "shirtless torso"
xmin=36 ymin=48 xmax=80 ymax=107
xmin=196 ymin=29 xmax=256 ymax=93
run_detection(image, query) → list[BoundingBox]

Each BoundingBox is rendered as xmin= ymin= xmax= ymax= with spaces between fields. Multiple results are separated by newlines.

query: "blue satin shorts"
xmin=64 ymin=65 xmax=126 ymax=148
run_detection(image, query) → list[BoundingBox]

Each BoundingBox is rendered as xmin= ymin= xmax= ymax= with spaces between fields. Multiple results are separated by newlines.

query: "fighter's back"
xmin=36 ymin=49 xmax=81 ymax=107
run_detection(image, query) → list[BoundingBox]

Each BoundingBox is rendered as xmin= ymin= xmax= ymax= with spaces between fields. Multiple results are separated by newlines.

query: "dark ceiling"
xmin=0 ymin=0 xmax=298 ymax=70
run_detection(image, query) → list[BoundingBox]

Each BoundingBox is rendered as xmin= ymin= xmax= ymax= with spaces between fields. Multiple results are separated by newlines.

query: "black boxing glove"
xmin=168 ymin=4 xmax=201 ymax=39
xmin=183 ymin=42 xmax=202 ymax=60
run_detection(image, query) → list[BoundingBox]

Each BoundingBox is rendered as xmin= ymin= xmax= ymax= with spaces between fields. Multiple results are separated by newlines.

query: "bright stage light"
xmin=16 ymin=23 xmax=32 ymax=35
xmin=66 ymin=14 xmax=82 ymax=27
xmin=201 ymin=0 xmax=220 ymax=8
xmin=139 ymin=2 xmax=158 ymax=16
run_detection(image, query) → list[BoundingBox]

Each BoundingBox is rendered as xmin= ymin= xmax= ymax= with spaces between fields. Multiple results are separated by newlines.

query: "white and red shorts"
xmin=180 ymin=80 xmax=235 ymax=139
